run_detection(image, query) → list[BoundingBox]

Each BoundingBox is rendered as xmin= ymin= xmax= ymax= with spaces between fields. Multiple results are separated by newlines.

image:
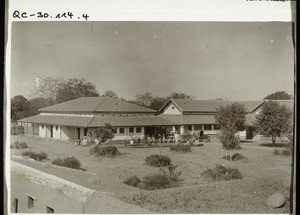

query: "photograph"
xmin=8 ymin=21 xmax=295 ymax=213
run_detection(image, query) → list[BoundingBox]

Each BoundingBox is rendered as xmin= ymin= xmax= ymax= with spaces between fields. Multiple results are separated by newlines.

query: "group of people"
xmin=74 ymin=136 xmax=101 ymax=146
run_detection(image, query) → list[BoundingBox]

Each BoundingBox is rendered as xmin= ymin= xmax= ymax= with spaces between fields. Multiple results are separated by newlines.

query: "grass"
xmin=260 ymin=143 xmax=288 ymax=148
xmin=22 ymin=151 xmax=48 ymax=161
xmin=141 ymin=173 xmax=172 ymax=190
xmin=223 ymin=153 xmax=245 ymax=161
xmin=170 ymin=145 xmax=191 ymax=152
xmin=90 ymin=145 xmax=121 ymax=157
xmin=52 ymin=156 xmax=85 ymax=170
xmin=145 ymin=154 xmax=171 ymax=167
xmin=201 ymin=165 xmax=242 ymax=182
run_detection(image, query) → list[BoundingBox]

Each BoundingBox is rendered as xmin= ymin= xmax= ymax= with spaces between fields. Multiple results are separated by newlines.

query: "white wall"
xmin=52 ymin=125 xmax=60 ymax=140
xmin=60 ymin=126 xmax=70 ymax=141
xmin=39 ymin=124 xmax=47 ymax=138
xmin=162 ymin=103 xmax=182 ymax=115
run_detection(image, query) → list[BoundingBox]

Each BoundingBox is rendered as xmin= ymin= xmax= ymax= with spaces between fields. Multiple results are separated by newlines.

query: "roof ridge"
xmin=92 ymin=97 xmax=107 ymax=112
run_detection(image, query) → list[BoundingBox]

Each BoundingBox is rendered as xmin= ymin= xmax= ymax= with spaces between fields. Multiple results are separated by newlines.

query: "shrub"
xmin=141 ymin=173 xmax=171 ymax=190
xmin=90 ymin=145 xmax=121 ymax=157
xmin=201 ymin=165 xmax=242 ymax=182
xmin=159 ymin=164 xmax=181 ymax=181
xmin=273 ymin=148 xmax=280 ymax=155
xmin=281 ymin=148 xmax=293 ymax=156
xmin=145 ymin=154 xmax=171 ymax=167
xmin=170 ymin=145 xmax=191 ymax=152
xmin=52 ymin=157 xmax=84 ymax=170
xmin=22 ymin=151 xmax=48 ymax=161
xmin=223 ymin=153 xmax=245 ymax=161
xmin=124 ymin=175 xmax=141 ymax=187
xmin=10 ymin=141 xmax=28 ymax=149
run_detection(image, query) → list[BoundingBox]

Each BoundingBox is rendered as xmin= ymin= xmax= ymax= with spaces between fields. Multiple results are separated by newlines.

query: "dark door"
xmin=13 ymin=198 xmax=18 ymax=213
xmin=50 ymin=125 xmax=53 ymax=138
xmin=77 ymin=128 xmax=81 ymax=139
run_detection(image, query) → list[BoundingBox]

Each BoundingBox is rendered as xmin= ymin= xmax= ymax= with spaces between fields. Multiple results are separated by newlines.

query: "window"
xmin=46 ymin=206 xmax=54 ymax=213
xmin=171 ymin=106 xmax=175 ymax=109
xmin=13 ymin=198 xmax=18 ymax=213
xmin=119 ymin=128 xmax=125 ymax=134
xmin=27 ymin=195 xmax=35 ymax=209
xmin=42 ymin=124 xmax=44 ymax=129
xmin=55 ymin=126 xmax=58 ymax=130
xmin=204 ymin=124 xmax=212 ymax=130
xmin=136 ymin=127 xmax=142 ymax=133
xmin=129 ymin=128 xmax=134 ymax=133
xmin=194 ymin=125 xmax=202 ymax=130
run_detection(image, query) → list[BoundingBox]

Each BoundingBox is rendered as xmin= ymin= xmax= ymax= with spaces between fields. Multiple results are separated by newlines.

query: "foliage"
xmin=273 ymin=148 xmax=280 ymax=155
xmin=134 ymin=92 xmax=154 ymax=107
xmin=264 ymin=91 xmax=293 ymax=100
xmin=124 ymin=176 xmax=141 ymax=187
xmin=52 ymin=157 xmax=84 ymax=170
xmin=90 ymin=145 xmax=121 ymax=157
xmin=22 ymin=151 xmax=48 ymax=161
xmin=223 ymin=153 xmax=245 ymax=161
xmin=159 ymin=164 xmax=181 ymax=181
xmin=170 ymin=145 xmax=191 ymax=152
xmin=167 ymin=92 xmax=195 ymax=100
xmin=10 ymin=141 xmax=28 ymax=149
xmin=149 ymin=97 xmax=168 ymax=111
xmin=27 ymin=97 xmax=53 ymax=116
xmin=145 ymin=154 xmax=171 ymax=167
xmin=56 ymin=78 xmax=99 ymax=103
xmin=102 ymin=90 xmax=118 ymax=99
xmin=94 ymin=123 xmax=116 ymax=142
xmin=215 ymin=103 xmax=246 ymax=157
xmin=141 ymin=173 xmax=171 ymax=190
xmin=11 ymin=125 xmax=25 ymax=135
xmin=11 ymin=95 xmax=30 ymax=121
xmin=255 ymin=101 xmax=293 ymax=144
xmin=201 ymin=165 xmax=242 ymax=182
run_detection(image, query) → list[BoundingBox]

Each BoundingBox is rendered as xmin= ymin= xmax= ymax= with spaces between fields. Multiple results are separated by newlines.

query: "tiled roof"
xmin=18 ymin=115 xmax=94 ymax=127
xmin=160 ymin=99 xmax=263 ymax=113
xmin=39 ymin=97 xmax=156 ymax=113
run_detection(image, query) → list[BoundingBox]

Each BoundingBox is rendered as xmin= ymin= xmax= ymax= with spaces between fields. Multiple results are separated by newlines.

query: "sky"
xmin=10 ymin=21 xmax=294 ymax=100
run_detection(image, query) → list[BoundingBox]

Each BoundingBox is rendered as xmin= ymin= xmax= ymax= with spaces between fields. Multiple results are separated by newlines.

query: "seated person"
xmin=82 ymin=136 xmax=88 ymax=146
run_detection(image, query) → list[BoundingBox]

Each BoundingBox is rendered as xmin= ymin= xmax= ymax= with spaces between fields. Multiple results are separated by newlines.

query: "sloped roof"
xmin=88 ymin=116 xmax=175 ymax=127
xmin=160 ymin=99 xmax=263 ymax=113
xmin=18 ymin=115 xmax=94 ymax=127
xmin=39 ymin=97 xmax=156 ymax=113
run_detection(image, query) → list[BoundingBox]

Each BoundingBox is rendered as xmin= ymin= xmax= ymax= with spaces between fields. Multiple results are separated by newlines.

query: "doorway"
xmin=76 ymin=128 xmax=81 ymax=139
xmin=50 ymin=125 xmax=53 ymax=138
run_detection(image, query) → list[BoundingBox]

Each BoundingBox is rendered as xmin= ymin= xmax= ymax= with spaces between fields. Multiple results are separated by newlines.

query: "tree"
xmin=167 ymin=92 xmax=195 ymax=100
xmin=55 ymin=78 xmax=100 ymax=103
xmin=264 ymin=91 xmax=293 ymax=100
xmin=95 ymin=123 xmax=116 ymax=143
xmin=134 ymin=92 xmax=154 ymax=107
xmin=11 ymin=95 xmax=30 ymax=121
xmin=27 ymin=97 xmax=53 ymax=116
xmin=102 ymin=90 xmax=118 ymax=99
xmin=255 ymin=101 xmax=293 ymax=145
xmin=149 ymin=97 xmax=168 ymax=111
xmin=215 ymin=103 xmax=247 ymax=159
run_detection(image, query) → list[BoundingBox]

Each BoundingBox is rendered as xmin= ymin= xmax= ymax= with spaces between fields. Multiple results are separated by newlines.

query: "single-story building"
xmin=17 ymin=97 xmax=294 ymax=142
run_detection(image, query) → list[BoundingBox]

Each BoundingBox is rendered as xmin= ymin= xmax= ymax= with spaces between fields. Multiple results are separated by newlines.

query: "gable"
xmin=161 ymin=102 xmax=182 ymax=115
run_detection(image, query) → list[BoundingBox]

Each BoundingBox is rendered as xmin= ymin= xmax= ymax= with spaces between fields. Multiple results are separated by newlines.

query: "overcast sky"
xmin=10 ymin=21 xmax=294 ymax=100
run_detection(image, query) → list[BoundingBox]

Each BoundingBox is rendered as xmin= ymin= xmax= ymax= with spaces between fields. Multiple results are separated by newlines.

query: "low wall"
xmin=10 ymin=161 xmax=150 ymax=214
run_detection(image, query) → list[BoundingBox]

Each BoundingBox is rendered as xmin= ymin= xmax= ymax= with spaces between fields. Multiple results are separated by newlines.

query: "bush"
xmin=201 ymin=165 xmax=242 ymax=182
xmin=52 ymin=157 xmax=84 ymax=170
xmin=273 ymin=148 xmax=280 ymax=155
xmin=90 ymin=145 xmax=121 ymax=157
xmin=22 ymin=151 xmax=48 ymax=161
xmin=170 ymin=145 xmax=191 ymax=152
xmin=145 ymin=154 xmax=171 ymax=167
xmin=281 ymin=148 xmax=293 ymax=156
xmin=159 ymin=164 xmax=181 ymax=181
xmin=223 ymin=153 xmax=245 ymax=161
xmin=141 ymin=173 xmax=171 ymax=190
xmin=10 ymin=141 xmax=28 ymax=149
xmin=124 ymin=175 xmax=141 ymax=187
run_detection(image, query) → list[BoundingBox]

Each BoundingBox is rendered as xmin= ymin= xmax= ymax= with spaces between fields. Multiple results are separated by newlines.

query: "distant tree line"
xmin=11 ymin=76 xmax=195 ymax=121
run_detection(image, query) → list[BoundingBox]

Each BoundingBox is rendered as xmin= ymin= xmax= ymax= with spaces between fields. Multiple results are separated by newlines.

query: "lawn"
xmin=10 ymin=135 xmax=293 ymax=213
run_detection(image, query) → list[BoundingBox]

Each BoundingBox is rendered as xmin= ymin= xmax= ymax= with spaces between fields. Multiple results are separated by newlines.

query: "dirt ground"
xmin=10 ymin=135 xmax=293 ymax=213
